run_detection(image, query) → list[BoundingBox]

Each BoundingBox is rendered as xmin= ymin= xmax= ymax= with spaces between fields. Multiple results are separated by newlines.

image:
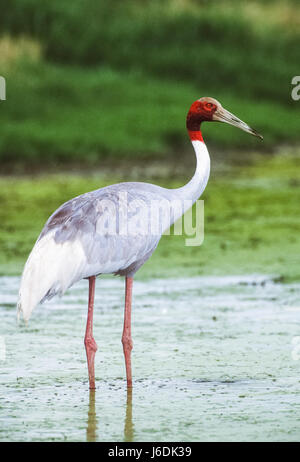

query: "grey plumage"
xmin=40 ymin=182 xmax=179 ymax=276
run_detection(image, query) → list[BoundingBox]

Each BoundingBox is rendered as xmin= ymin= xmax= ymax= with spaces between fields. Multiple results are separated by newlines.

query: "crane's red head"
xmin=187 ymin=97 xmax=263 ymax=142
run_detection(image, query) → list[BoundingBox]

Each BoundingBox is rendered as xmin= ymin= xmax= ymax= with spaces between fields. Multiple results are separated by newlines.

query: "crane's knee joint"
xmin=84 ymin=336 xmax=98 ymax=352
xmin=122 ymin=335 xmax=133 ymax=351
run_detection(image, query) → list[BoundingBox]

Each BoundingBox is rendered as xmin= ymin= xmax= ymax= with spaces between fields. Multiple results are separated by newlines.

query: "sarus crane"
xmin=18 ymin=97 xmax=263 ymax=389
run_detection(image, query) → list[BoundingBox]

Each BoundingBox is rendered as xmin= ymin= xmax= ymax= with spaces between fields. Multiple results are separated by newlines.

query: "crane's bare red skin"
xmin=188 ymin=130 xmax=204 ymax=142
xmin=85 ymin=276 xmax=98 ymax=389
xmin=186 ymin=99 xmax=217 ymax=142
xmin=122 ymin=277 xmax=134 ymax=388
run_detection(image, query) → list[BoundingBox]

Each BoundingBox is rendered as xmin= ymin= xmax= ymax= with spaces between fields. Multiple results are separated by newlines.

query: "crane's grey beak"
xmin=213 ymin=107 xmax=263 ymax=140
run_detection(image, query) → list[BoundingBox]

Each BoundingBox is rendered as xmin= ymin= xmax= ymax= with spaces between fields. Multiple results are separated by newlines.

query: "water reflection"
xmin=124 ymin=388 xmax=134 ymax=442
xmin=86 ymin=390 xmax=98 ymax=442
xmin=86 ymin=388 xmax=134 ymax=442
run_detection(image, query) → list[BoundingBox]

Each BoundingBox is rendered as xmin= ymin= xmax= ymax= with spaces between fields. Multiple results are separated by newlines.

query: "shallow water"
xmin=1 ymin=275 xmax=300 ymax=442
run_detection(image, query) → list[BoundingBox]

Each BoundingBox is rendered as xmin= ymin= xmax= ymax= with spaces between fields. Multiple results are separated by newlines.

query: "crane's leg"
xmin=122 ymin=276 xmax=133 ymax=388
xmin=84 ymin=276 xmax=98 ymax=389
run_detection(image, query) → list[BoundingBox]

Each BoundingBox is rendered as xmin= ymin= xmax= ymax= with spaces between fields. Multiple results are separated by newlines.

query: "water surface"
xmin=1 ymin=275 xmax=300 ymax=441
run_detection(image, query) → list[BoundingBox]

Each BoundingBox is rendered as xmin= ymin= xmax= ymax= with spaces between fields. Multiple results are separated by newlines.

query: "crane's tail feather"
xmin=17 ymin=232 xmax=85 ymax=322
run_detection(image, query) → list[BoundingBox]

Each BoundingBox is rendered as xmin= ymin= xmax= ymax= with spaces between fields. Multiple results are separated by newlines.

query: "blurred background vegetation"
xmin=0 ymin=0 xmax=300 ymax=280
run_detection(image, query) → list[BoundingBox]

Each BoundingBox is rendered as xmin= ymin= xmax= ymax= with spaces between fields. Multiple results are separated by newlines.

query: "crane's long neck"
xmin=173 ymin=129 xmax=210 ymax=207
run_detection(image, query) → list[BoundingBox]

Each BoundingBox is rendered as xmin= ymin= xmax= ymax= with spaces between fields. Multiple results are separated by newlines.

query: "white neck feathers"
xmin=174 ymin=140 xmax=210 ymax=205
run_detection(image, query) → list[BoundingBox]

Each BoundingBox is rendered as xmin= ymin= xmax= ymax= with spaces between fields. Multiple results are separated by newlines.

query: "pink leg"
xmin=122 ymin=277 xmax=133 ymax=388
xmin=84 ymin=276 xmax=98 ymax=389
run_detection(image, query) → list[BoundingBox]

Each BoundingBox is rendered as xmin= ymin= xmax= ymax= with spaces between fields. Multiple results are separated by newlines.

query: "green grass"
xmin=1 ymin=1 xmax=299 ymax=105
xmin=0 ymin=61 xmax=299 ymax=168
xmin=0 ymin=0 xmax=299 ymax=167
xmin=1 ymin=147 xmax=300 ymax=281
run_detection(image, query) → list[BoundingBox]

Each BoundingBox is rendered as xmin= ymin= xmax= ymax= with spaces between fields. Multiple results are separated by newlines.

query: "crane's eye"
xmin=205 ymin=103 xmax=213 ymax=109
